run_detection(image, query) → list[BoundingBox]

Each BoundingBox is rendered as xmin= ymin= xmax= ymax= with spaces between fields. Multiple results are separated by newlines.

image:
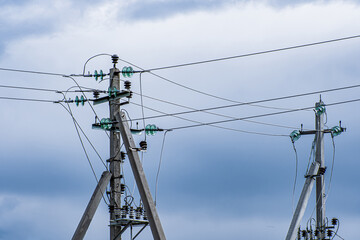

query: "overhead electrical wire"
xmin=155 ymin=130 xmax=171 ymax=206
xmin=131 ymin=90 xmax=302 ymax=130
xmin=117 ymin=57 xmax=291 ymax=111
xmin=145 ymin=34 xmax=360 ymax=71
xmin=0 ymin=96 xmax=55 ymax=103
xmin=129 ymin=101 xmax=288 ymax=137
xmin=167 ymin=98 xmax=360 ymax=131
xmin=291 ymin=141 xmax=299 ymax=214
xmin=59 ymin=102 xmax=110 ymax=205
xmin=82 ymin=53 xmax=112 ymax=76
xmin=0 ymin=67 xmax=66 ymax=76
xmin=129 ymin=83 xmax=360 ymax=122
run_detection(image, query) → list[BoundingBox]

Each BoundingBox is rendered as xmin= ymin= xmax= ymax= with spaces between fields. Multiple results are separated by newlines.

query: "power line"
xmin=145 ymin=34 xmax=360 ymax=71
xmin=131 ymin=90 xmax=300 ymax=130
xmin=168 ymin=98 xmax=360 ymax=131
xmin=118 ymin=57 xmax=291 ymax=111
xmin=129 ymin=101 xmax=288 ymax=137
xmin=0 ymin=84 xmax=60 ymax=92
xmin=0 ymin=96 xmax=55 ymax=103
xmin=130 ymin=83 xmax=360 ymax=122
xmin=0 ymin=67 xmax=65 ymax=76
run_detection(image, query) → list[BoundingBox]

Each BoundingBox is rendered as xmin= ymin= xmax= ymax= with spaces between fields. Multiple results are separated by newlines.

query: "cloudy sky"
xmin=0 ymin=0 xmax=360 ymax=239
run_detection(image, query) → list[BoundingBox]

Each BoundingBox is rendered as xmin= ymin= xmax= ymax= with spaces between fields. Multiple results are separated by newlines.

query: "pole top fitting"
xmin=112 ymin=54 xmax=119 ymax=67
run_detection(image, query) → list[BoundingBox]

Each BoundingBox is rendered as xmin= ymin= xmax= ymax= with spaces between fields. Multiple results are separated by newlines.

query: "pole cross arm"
xmin=93 ymin=91 xmax=131 ymax=105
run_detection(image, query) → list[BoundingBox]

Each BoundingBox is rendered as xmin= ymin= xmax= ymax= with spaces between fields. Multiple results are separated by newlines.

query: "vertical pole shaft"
xmin=109 ymin=65 xmax=122 ymax=240
xmin=315 ymin=101 xmax=325 ymax=239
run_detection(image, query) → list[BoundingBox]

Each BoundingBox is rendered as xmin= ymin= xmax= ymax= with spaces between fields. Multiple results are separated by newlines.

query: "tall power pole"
xmin=285 ymin=100 xmax=345 ymax=240
xmin=109 ymin=55 xmax=122 ymax=239
xmin=315 ymin=101 xmax=326 ymax=239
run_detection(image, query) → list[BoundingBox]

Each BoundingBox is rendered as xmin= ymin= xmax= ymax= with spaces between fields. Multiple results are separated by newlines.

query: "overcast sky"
xmin=0 ymin=0 xmax=360 ymax=239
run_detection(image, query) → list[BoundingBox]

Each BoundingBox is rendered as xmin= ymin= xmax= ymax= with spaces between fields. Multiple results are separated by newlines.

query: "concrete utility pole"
xmin=285 ymin=100 xmax=345 ymax=240
xmin=315 ymin=101 xmax=326 ymax=239
xmin=109 ymin=55 xmax=122 ymax=240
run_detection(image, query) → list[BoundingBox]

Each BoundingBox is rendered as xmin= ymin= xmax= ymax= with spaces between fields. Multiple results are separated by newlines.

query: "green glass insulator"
xmin=94 ymin=70 xmax=99 ymax=81
xmin=315 ymin=104 xmax=326 ymax=116
xmin=126 ymin=66 xmax=134 ymax=77
xmin=145 ymin=124 xmax=157 ymax=136
xmin=99 ymin=70 xmax=104 ymax=80
xmin=75 ymin=96 xmax=79 ymax=106
xmin=108 ymin=87 xmax=118 ymax=97
xmin=80 ymin=95 xmax=85 ymax=106
xmin=100 ymin=118 xmax=112 ymax=130
xmin=290 ymin=130 xmax=301 ymax=142
xmin=331 ymin=126 xmax=342 ymax=137
xmin=122 ymin=67 xmax=127 ymax=78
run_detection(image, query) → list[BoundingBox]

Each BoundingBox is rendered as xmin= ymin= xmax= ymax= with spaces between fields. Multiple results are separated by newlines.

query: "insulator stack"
xmin=122 ymin=66 xmax=134 ymax=78
xmin=129 ymin=206 xmax=134 ymax=219
xmin=121 ymin=205 xmax=128 ymax=219
xmin=75 ymin=95 xmax=85 ymax=106
xmin=315 ymin=104 xmax=326 ymax=115
xmin=145 ymin=124 xmax=158 ymax=136
xmin=114 ymin=208 xmax=121 ymax=217
xmin=120 ymin=184 xmax=125 ymax=194
xmin=290 ymin=130 xmax=301 ymax=142
xmin=108 ymin=87 xmax=119 ymax=97
xmin=120 ymin=151 xmax=126 ymax=162
xmin=94 ymin=70 xmax=105 ymax=81
xmin=93 ymin=91 xmax=100 ymax=99
xmin=139 ymin=141 xmax=147 ymax=150
xmin=100 ymin=118 xmax=112 ymax=130
xmin=135 ymin=207 xmax=142 ymax=219
xmin=124 ymin=80 xmax=131 ymax=90
xmin=143 ymin=210 xmax=147 ymax=220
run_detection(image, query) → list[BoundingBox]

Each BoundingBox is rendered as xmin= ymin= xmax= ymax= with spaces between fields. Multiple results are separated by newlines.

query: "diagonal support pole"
xmin=115 ymin=112 xmax=166 ymax=240
xmin=285 ymin=162 xmax=320 ymax=240
xmin=72 ymin=171 xmax=112 ymax=240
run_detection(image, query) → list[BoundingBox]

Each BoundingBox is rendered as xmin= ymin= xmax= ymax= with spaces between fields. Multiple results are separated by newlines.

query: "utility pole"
xmin=109 ymin=55 xmax=122 ymax=240
xmin=72 ymin=55 xmax=164 ymax=240
xmin=315 ymin=101 xmax=326 ymax=239
xmin=285 ymin=100 xmax=345 ymax=240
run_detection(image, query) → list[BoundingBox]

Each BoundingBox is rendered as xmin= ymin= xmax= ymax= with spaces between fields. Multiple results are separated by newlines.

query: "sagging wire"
xmin=155 ymin=130 xmax=171 ymax=206
xmin=63 ymin=75 xmax=110 ymax=139
xmin=326 ymin=134 xmax=336 ymax=204
xmin=58 ymin=102 xmax=110 ymax=205
xmin=129 ymin=101 xmax=288 ymax=137
xmin=291 ymin=140 xmax=298 ymax=214
xmin=57 ymin=91 xmax=108 ymax=170
xmin=82 ymin=53 xmax=112 ymax=76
